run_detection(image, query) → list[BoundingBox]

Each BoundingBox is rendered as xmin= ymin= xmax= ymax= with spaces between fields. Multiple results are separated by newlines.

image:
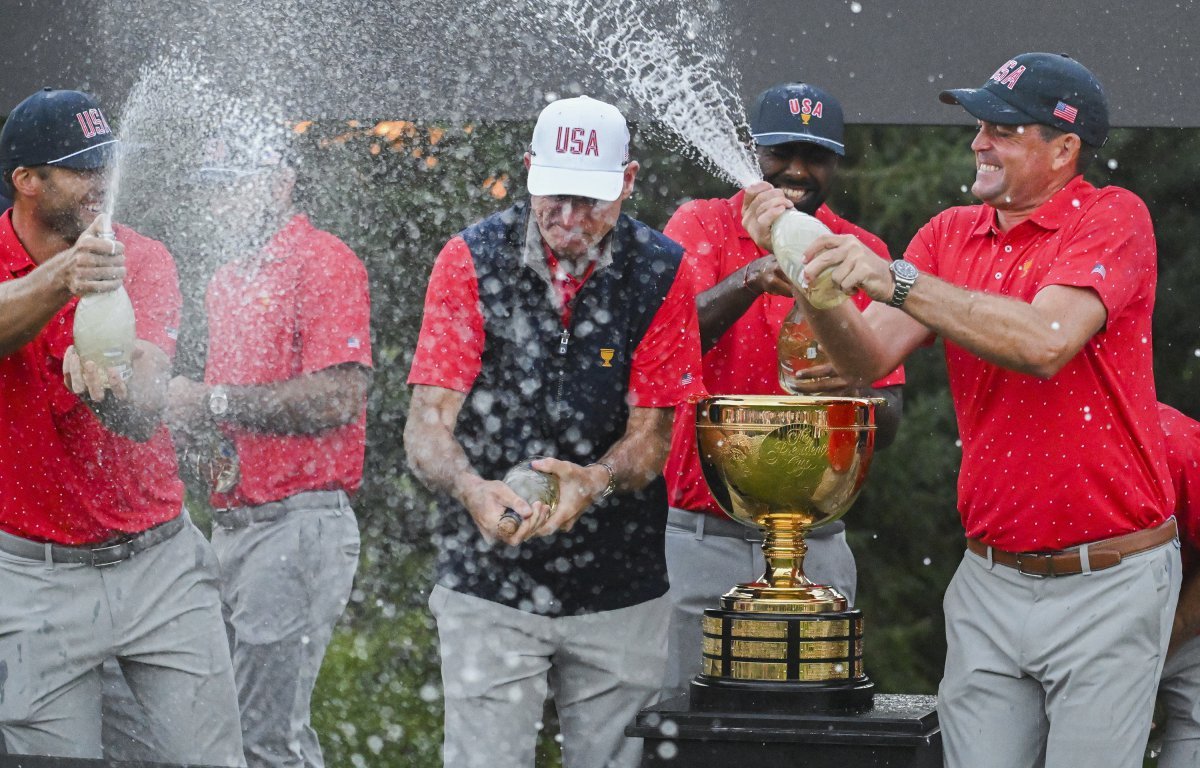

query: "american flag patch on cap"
xmin=1053 ymin=101 xmax=1078 ymax=124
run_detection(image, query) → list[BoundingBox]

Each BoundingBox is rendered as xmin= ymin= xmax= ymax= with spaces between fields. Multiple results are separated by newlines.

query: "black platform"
xmin=629 ymin=693 xmax=943 ymax=767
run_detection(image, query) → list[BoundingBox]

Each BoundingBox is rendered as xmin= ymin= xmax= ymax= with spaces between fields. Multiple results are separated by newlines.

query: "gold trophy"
xmin=691 ymin=394 xmax=880 ymax=713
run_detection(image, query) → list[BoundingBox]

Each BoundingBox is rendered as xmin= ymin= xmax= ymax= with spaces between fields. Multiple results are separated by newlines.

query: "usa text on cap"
xmin=527 ymin=96 xmax=630 ymax=202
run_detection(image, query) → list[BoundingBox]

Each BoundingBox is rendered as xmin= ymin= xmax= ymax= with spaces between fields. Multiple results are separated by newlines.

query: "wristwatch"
xmin=206 ymin=385 xmax=230 ymax=418
xmin=887 ymin=260 xmax=919 ymax=309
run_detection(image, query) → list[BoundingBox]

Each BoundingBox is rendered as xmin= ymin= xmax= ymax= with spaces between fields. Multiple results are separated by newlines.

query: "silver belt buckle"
xmin=89 ymin=541 xmax=134 ymax=567
xmin=1014 ymin=552 xmax=1053 ymax=578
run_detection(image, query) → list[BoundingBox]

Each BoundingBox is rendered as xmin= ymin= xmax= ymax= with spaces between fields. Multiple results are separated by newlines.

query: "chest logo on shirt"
xmin=599 ymin=348 xmax=615 ymax=367
xmin=255 ymin=292 xmax=272 ymax=311
xmin=1019 ymin=258 xmax=1034 ymax=274
xmin=1091 ymin=263 xmax=1107 ymax=280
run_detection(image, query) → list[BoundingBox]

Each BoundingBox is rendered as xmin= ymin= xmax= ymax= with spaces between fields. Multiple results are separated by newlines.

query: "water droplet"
xmin=1107 ymin=158 xmax=1119 ymax=170
xmin=850 ymin=1 xmax=863 ymax=12
xmin=922 ymin=557 xmax=932 ymax=566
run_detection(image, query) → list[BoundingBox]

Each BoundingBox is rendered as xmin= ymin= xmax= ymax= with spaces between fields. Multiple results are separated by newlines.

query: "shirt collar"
xmin=0 ymin=209 xmax=36 ymax=276
xmin=971 ymin=175 xmax=1095 ymax=237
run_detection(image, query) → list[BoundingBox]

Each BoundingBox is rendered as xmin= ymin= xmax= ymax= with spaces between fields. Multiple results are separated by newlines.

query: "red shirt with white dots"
xmin=904 ymin=175 xmax=1173 ymax=551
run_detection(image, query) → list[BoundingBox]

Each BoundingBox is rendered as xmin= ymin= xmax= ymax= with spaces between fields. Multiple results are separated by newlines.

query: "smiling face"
xmin=969 ymin=121 xmax=1079 ymax=215
xmin=756 ymin=141 xmax=839 ymax=216
xmin=29 ymin=165 xmax=109 ymax=242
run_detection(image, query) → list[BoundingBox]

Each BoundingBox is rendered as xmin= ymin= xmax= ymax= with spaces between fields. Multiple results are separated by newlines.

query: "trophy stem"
xmin=720 ymin=515 xmax=848 ymax=613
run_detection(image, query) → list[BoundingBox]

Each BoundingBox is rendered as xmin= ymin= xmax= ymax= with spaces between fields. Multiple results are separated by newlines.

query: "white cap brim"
xmin=527 ymin=164 xmax=624 ymax=202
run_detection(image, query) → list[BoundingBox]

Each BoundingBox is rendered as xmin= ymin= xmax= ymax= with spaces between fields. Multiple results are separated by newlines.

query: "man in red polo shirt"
xmin=745 ymin=53 xmax=1178 ymax=767
xmin=165 ymin=138 xmax=372 ymax=768
xmin=1158 ymin=403 xmax=1200 ymax=768
xmin=660 ymin=81 xmax=905 ymax=697
xmin=0 ymin=88 xmax=242 ymax=763
xmin=405 ymin=96 xmax=703 ymax=768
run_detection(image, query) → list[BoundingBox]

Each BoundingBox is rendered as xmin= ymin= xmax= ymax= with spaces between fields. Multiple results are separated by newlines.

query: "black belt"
xmin=0 ymin=513 xmax=187 ymax=567
xmin=213 ymin=490 xmax=349 ymax=530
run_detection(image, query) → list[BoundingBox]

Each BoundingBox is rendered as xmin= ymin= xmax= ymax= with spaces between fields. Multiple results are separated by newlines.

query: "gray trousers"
xmin=211 ymin=491 xmax=361 ymax=768
xmin=940 ymin=542 xmax=1181 ymax=768
xmin=1159 ymin=632 xmax=1200 ymax=768
xmin=0 ymin=516 xmax=244 ymax=765
xmin=429 ymin=584 xmax=670 ymax=768
xmin=662 ymin=507 xmax=856 ymax=697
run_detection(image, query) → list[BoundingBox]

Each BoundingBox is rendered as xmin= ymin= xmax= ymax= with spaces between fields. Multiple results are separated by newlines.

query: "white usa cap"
xmin=527 ymin=96 xmax=629 ymax=202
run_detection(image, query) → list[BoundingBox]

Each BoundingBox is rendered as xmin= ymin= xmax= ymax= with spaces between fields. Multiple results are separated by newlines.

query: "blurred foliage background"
xmin=132 ymin=119 xmax=1200 ymax=766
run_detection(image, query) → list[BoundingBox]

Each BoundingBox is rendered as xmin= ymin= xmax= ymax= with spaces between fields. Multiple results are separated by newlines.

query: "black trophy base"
xmin=629 ymin=693 xmax=942 ymax=768
xmin=690 ymin=674 xmax=876 ymax=714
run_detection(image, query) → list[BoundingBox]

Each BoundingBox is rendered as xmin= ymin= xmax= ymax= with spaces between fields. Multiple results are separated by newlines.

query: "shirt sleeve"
xmin=663 ymin=201 xmax=723 ymax=294
xmin=407 ymin=236 xmax=485 ymax=393
xmin=1161 ymin=403 xmax=1200 ymax=551
xmin=297 ymin=236 xmax=374 ymax=373
xmin=123 ymin=234 xmax=181 ymax=359
xmin=628 ymin=254 xmax=706 ymax=408
xmin=1039 ymin=188 xmax=1155 ymax=321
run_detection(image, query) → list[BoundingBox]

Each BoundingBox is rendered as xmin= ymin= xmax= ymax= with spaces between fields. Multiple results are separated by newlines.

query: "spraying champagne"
xmin=72 ymin=215 xmax=137 ymax=384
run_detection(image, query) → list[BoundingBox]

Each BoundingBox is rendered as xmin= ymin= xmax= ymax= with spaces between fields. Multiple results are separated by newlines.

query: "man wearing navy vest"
xmin=405 ymin=96 xmax=703 ymax=768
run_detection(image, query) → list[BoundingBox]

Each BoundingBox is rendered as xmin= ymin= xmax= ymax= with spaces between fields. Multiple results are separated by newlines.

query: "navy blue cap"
xmin=750 ymin=83 xmax=845 ymax=156
xmin=1 ymin=89 xmax=118 ymax=177
xmin=940 ymin=53 xmax=1109 ymax=147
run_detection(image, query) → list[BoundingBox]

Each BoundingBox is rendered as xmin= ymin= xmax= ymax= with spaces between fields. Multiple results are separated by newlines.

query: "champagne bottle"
xmin=778 ymin=301 xmax=832 ymax=394
xmin=73 ymin=228 xmax=136 ymax=383
xmin=770 ymin=209 xmax=848 ymax=310
xmin=498 ymin=456 xmax=559 ymax=536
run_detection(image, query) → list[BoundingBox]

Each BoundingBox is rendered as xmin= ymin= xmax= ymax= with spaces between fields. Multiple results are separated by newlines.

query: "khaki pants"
xmin=940 ymin=541 xmax=1180 ymax=768
xmin=429 ymin=585 xmax=669 ymax=768
xmin=0 ymin=518 xmax=243 ymax=765
xmin=1159 ymin=632 xmax=1200 ymax=768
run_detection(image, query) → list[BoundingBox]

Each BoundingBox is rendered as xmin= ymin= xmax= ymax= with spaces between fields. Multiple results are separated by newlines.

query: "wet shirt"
xmin=408 ymin=227 xmax=702 ymax=408
xmin=661 ymin=191 xmax=904 ymax=516
xmin=206 ymin=214 xmax=372 ymax=508
xmin=1160 ymin=403 xmax=1200 ymax=578
xmin=905 ymin=176 xmax=1172 ymax=551
xmin=0 ymin=210 xmax=184 ymax=544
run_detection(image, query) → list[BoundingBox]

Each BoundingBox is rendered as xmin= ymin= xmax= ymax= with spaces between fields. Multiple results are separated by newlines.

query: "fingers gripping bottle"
xmin=777 ymin=301 xmax=832 ymax=394
xmin=72 ymin=227 xmax=136 ymax=383
xmin=770 ymin=209 xmax=849 ymax=310
xmin=498 ymin=457 xmax=559 ymax=537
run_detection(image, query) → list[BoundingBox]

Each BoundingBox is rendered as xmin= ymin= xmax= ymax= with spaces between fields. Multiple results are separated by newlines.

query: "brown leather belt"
xmin=966 ymin=517 xmax=1177 ymax=577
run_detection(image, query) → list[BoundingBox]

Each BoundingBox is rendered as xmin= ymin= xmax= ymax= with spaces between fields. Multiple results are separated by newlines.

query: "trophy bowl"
xmin=691 ymin=394 xmax=881 ymax=713
xmin=697 ymin=394 xmax=879 ymax=610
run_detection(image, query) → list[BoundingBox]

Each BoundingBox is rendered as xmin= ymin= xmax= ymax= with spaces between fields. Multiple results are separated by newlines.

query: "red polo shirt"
xmin=0 ymin=210 xmax=184 ymax=544
xmin=662 ymin=191 xmax=905 ymax=516
xmin=905 ymin=176 xmax=1172 ymax=551
xmin=408 ymin=229 xmax=703 ymax=408
xmin=206 ymin=214 xmax=372 ymax=508
xmin=1160 ymin=403 xmax=1200 ymax=576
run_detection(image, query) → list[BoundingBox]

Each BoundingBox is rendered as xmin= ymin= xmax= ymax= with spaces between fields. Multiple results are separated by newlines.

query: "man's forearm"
xmin=0 ymin=268 xmax=72 ymax=359
xmin=221 ymin=366 xmax=370 ymax=435
xmin=403 ymin=420 xmax=482 ymax=504
xmin=697 ymin=266 xmax=759 ymax=353
xmin=596 ymin=407 xmax=675 ymax=493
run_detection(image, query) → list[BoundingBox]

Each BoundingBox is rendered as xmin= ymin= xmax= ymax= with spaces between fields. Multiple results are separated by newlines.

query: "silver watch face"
xmin=208 ymin=389 xmax=229 ymax=416
xmin=892 ymin=260 xmax=918 ymax=281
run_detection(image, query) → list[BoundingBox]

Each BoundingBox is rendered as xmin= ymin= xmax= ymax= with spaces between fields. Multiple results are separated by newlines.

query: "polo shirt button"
xmin=1004 ymin=245 xmax=1013 ymax=253
xmin=995 ymin=272 xmax=1003 ymax=280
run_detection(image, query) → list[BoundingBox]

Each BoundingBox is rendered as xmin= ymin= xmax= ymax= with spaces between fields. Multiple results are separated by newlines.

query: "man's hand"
xmin=63 ymin=344 xmax=129 ymax=401
xmin=457 ymin=475 xmax=551 ymax=546
xmin=742 ymin=254 xmax=793 ymax=297
xmin=781 ymin=362 xmax=853 ymax=394
xmin=802 ymin=234 xmax=896 ymax=304
xmin=527 ymin=458 xmax=610 ymax=536
xmin=741 ymin=181 xmax=794 ymax=253
xmin=55 ymin=214 xmax=127 ymax=298
xmin=166 ymin=376 xmax=209 ymax=431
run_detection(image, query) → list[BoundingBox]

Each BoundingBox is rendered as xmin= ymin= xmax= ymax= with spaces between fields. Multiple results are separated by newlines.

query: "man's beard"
xmin=762 ymin=174 xmax=827 ymax=216
xmin=39 ymin=200 xmax=93 ymax=243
